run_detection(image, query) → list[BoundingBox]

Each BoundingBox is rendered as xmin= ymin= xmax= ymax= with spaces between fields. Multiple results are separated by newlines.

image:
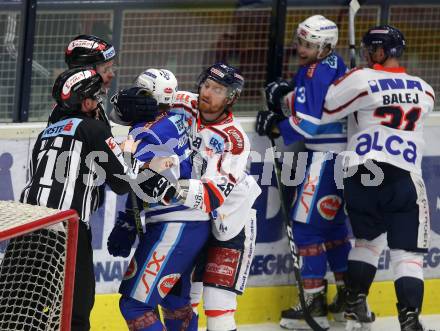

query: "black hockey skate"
xmin=344 ymin=292 xmax=375 ymax=331
xmin=328 ymin=284 xmax=348 ymax=323
xmin=398 ymin=304 xmax=436 ymax=331
xmin=279 ymin=289 xmax=329 ymax=330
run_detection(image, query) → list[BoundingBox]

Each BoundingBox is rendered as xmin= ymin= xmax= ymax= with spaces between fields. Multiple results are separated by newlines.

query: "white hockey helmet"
xmin=135 ymin=68 xmax=178 ymax=105
xmin=296 ymin=15 xmax=338 ymax=57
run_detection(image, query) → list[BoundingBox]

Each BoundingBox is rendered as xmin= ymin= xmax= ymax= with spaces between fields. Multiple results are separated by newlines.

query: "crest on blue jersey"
xmin=322 ymin=54 xmax=337 ymax=69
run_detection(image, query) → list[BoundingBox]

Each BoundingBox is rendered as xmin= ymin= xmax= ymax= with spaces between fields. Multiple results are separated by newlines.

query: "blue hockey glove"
xmin=256 ymin=110 xmax=284 ymax=138
xmin=265 ymin=78 xmax=295 ymax=113
xmin=107 ymin=211 xmax=137 ymax=257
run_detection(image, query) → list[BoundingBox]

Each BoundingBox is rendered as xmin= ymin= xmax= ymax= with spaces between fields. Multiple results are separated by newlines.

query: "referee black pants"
xmin=71 ymin=221 xmax=95 ymax=331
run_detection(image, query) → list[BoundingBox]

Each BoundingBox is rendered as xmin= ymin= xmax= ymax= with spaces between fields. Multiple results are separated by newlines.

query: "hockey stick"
xmin=261 ymin=90 xmax=326 ymax=331
xmin=129 ymin=190 xmax=144 ymax=236
xmin=349 ymin=0 xmax=361 ymax=68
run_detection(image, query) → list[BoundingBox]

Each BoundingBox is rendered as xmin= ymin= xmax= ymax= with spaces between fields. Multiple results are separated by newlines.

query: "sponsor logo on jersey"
xmin=355 ymin=131 xmax=417 ymax=164
xmin=175 ymin=92 xmax=198 ymax=110
xmin=294 ymin=174 xmax=318 ymax=223
xmin=169 ymin=114 xmax=186 ymax=135
xmin=224 ymin=126 xmax=244 ymax=155
xmin=368 ymin=78 xmax=423 ymax=94
xmin=123 ymin=258 xmax=138 ymax=280
xmin=42 ymin=118 xmax=83 ymax=139
xmin=208 ymin=135 xmax=224 ymax=154
xmin=157 ymin=273 xmax=181 ymax=298
xmin=140 ymin=251 xmax=166 ymax=295
xmin=317 ymin=195 xmax=342 ymax=220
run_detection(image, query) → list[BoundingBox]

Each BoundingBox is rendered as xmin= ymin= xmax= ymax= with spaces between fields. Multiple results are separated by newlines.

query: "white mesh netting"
xmin=0 ymin=201 xmax=74 ymax=331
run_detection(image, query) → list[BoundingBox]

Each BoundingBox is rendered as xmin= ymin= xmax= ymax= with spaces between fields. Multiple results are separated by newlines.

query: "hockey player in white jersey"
xmin=107 ymin=63 xmax=260 ymax=331
xmin=171 ymin=63 xmax=261 ymax=331
xmin=315 ymin=25 xmax=435 ymax=331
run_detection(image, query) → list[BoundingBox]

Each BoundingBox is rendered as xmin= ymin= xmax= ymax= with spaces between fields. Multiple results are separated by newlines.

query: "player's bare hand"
xmin=148 ymin=156 xmax=177 ymax=173
xmin=120 ymin=135 xmax=140 ymax=154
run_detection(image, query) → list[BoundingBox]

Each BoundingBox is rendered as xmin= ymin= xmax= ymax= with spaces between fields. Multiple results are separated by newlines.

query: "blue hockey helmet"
xmin=197 ymin=63 xmax=244 ymax=103
xmin=361 ymin=25 xmax=406 ymax=58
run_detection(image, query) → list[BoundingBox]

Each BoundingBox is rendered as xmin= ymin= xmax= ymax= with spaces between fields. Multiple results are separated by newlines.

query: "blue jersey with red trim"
xmin=127 ymin=110 xmax=210 ymax=223
xmin=278 ymin=52 xmax=348 ymax=152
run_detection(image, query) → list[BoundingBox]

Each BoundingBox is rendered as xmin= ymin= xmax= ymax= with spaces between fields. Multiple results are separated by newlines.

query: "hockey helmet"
xmin=135 ymin=68 xmax=178 ymax=105
xmin=296 ymin=15 xmax=338 ymax=58
xmin=52 ymin=67 xmax=103 ymax=110
xmin=361 ymin=25 xmax=406 ymax=58
xmin=65 ymin=34 xmax=116 ymax=68
xmin=197 ymin=63 xmax=244 ymax=102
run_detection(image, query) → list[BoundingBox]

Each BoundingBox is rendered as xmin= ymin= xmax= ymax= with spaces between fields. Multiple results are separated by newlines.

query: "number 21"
xmin=374 ymin=106 xmax=421 ymax=131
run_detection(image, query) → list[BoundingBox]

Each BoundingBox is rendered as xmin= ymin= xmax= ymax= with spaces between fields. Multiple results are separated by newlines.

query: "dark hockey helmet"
xmin=52 ymin=67 xmax=103 ymax=110
xmin=361 ymin=25 xmax=406 ymax=58
xmin=65 ymin=34 xmax=116 ymax=68
xmin=197 ymin=63 xmax=245 ymax=103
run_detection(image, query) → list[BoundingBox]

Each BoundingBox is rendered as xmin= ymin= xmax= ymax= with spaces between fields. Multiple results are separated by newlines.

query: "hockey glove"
xmin=110 ymin=87 xmax=159 ymax=125
xmin=256 ymin=111 xmax=284 ymax=138
xmin=137 ymin=169 xmax=181 ymax=204
xmin=107 ymin=211 xmax=137 ymax=257
xmin=265 ymin=78 xmax=295 ymax=113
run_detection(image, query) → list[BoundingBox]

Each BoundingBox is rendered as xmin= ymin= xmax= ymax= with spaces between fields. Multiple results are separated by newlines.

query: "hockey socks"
xmin=346 ymin=260 xmax=377 ymax=295
xmin=162 ymin=304 xmax=198 ymax=331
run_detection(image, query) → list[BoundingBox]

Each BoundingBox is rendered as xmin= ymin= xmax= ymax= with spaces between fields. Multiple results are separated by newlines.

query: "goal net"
xmin=0 ymin=200 xmax=79 ymax=331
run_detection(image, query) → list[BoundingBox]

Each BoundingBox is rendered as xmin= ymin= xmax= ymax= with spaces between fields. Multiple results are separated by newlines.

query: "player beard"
xmin=199 ymin=98 xmax=224 ymax=118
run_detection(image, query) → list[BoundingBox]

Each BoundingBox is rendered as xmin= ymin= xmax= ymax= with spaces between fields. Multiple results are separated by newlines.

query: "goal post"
xmin=0 ymin=200 xmax=79 ymax=331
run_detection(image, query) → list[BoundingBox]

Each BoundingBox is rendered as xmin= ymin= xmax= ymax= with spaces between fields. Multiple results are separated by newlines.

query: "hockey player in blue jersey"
xmin=256 ymin=15 xmax=351 ymax=329
xmin=107 ymin=69 xmax=210 ymax=331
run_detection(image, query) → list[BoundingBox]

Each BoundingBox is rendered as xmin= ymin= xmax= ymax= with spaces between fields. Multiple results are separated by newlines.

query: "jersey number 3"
xmin=374 ymin=106 xmax=421 ymax=131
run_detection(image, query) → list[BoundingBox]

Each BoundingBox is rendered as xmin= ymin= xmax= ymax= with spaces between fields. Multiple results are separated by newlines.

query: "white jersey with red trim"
xmin=174 ymin=90 xmax=261 ymax=240
xmin=321 ymin=65 xmax=435 ymax=174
